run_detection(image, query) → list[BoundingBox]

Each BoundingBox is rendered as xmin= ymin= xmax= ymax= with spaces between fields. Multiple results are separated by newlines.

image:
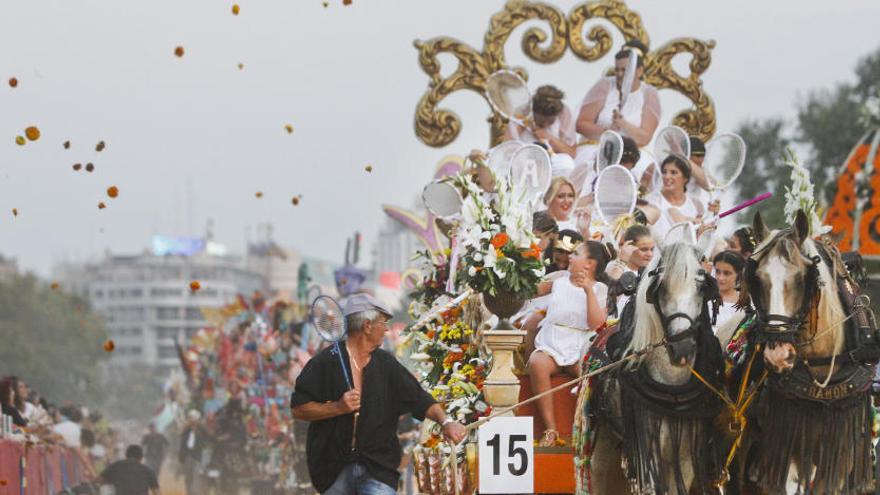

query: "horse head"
xmin=633 ymin=242 xmax=719 ymax=367
xmin=742 ymin=209 xmax=817 ymax=373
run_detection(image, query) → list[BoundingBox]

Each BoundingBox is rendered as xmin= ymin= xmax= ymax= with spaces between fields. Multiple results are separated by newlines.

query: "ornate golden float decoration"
xmin=414 ymin=0 xmax=717 ymax=147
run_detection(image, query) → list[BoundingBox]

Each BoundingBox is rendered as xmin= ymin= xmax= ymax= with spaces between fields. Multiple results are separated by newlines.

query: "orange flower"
xmin=24 ymin=126 xmax=40 ymax=141
xmin=423 ymin=434 xmax=440 ymax=448
xmin=426 ymin=330 xmax=435 ymax=339
xmin=523 ymin=244 xmax=542 ymax=259
xmin=490 ymin=232 xmax=509 ymax=248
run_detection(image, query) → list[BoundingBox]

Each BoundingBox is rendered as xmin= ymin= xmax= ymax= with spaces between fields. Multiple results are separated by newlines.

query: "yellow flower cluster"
xmin=438 ymin=321 xmax=473 ymax=343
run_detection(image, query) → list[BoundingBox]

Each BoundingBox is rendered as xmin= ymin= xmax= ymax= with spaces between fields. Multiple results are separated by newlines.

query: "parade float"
xmin=387 ymin=1 xmax=722 ymax=492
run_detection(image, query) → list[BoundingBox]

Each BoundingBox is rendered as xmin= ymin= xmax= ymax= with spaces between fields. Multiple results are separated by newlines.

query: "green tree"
xmin=796 ymin=46 xmax=880 ymax=203
xmin=732 ymin=118 xmax=792 ymax=228
xmin=0 ymin=274 xmax=108 ymax=404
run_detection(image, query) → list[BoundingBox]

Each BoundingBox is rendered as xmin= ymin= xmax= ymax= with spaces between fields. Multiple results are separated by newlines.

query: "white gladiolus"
xmin=410 ymin=352 xmax=432 ymax=361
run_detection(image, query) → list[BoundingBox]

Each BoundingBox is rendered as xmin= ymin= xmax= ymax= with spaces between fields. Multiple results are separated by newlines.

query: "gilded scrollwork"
xmin=643 ymin=38 xmax=717 ymax=141
xmin=567 ymin=0 xmax=648 ymax=61
xmin=413 ymin=0 xmax=717 ymax=148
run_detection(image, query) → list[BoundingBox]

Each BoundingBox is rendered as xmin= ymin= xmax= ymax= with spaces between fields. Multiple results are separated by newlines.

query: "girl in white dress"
xmin=571 ymin=41 xmax=661 ymax=193
xmin=712 ymin=250 xmax=747 ymax=336
xmin=528 ymin=241 xmax=609 ymax=447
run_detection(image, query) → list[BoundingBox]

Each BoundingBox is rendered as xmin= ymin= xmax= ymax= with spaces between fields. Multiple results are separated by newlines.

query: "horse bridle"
xmin=743 ymin=229 xmax=822 ymax=344
xmin=645 ymin=259 xmax=721 ymax=351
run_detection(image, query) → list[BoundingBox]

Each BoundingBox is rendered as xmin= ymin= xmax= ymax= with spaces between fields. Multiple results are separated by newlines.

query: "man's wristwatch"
xmin=441 ymin=418 xmax=455 ymax=427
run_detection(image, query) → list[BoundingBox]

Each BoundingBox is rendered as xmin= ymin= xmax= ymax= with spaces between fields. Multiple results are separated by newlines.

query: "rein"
xmin=689 ymin=344 xmax=767 ymax=487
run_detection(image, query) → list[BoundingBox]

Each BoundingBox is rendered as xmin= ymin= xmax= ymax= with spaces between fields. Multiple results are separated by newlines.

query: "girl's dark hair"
xmin=532 ymin=85 xmax=565 ymax=117
xmin=615 ymin=40 xmax=648 ymax=68
xmin=532 ymin=210 xmax=558 ymax=235
xmin=731 ymin=227 xmax=756 ymax=257
xmin=0 ymin=376 xmax=21 ymax=410
xmin=632 ymin=207 xmax=648 ymax=225
xmin=661 ymin=154 xmax=691 ymax=184
xmin=623 ymin=224 xmax=652 ymax=244
xmin=585 ymin=240 xmax=612 ymax=285
xmin=621 ymin=136 xmax=640 ymax=165
xmin=713 ymin=250 xmax=746 ymax=281
xmin=543 ymin=229 xmax=582 ymax=272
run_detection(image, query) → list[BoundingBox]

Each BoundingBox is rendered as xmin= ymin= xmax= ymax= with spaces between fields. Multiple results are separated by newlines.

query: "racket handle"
xmin=351 ymin=412 xmax=359 ymax=450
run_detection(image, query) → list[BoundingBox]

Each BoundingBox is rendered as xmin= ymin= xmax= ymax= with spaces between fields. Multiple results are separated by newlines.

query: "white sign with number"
xmin=478 ymin=416 xmax=534 ymax=494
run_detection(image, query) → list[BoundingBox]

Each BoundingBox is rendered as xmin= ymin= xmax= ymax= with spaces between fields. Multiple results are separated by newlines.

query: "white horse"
xmin=588 ymin=242 xmax=725 ymax=495
xmin=737 ymin=210 xmax=874 ymax=494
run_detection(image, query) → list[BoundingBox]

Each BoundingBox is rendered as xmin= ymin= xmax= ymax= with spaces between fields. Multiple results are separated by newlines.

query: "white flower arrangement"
xmin=783 ymin=148 xmax=831 ymax=236
xmin=449 ymin=171 xmax=545 ymax=297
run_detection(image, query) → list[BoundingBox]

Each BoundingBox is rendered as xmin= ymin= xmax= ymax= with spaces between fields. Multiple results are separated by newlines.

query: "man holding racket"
xmin=291 ymin=293 xmax=466 ymax=495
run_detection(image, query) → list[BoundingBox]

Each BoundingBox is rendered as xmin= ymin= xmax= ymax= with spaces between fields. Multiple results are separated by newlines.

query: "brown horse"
xmin=736 ymin=209 xmax=874 ymax=494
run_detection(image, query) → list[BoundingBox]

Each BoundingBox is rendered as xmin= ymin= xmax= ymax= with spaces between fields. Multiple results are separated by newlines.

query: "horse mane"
xmin=628 ymin=242 xmax=701 ymax=353
xmin=803 ymin=238 xmax=847 ymax=354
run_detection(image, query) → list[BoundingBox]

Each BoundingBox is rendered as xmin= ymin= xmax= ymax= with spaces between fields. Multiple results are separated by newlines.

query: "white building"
xmin=373 ymin=215 xmax=424 ymax=276
xmin=53 ymin=238 xmax=266 ymax=372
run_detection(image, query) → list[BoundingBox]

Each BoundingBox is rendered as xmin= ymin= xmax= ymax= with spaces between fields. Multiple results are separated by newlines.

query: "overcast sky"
xmin=2 ymin=0 xmax=878 ymax=276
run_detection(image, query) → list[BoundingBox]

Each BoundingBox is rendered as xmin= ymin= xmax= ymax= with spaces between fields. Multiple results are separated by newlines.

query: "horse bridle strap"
xmin=662 ymin=313 xmax=698 ymax=342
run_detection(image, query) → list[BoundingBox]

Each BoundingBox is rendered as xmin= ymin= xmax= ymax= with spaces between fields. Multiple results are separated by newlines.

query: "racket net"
xmin=311 ymin=295 xmax=345 ymax=342
xmin=422 ymin=181 xmax=462 ymax=218
xmin=597 ymin=130 xmax=624 ymax=171
xmin=653 ymin=126 xmax=691 ymax=164
xmin=594 ymin=165 xmax=638 ymax=226
xmin=485 ymin=70 xmax=531 ymax=122
xmin=704 ymin=133 xmax=746 ymax=190
xmin=487 ymin=141 xmax=522 ymax=178
xmin=509 ymin=144 xmax=551 ymax=203
xmin=664 ymin=222 xmax=696 ymax=246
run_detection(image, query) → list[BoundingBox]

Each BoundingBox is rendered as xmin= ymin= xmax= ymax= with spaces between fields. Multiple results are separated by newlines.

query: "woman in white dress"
xmin=712 ymin=250 xmax=747 ymax=335
xmin=647 ymin=155 xmax=707 ymax=241
xmin=528 ymin=241 xmax=609 ymax=447
xmin=505 ymin=85 xmax=577 ymax=158
xmin=572 ymin=41 xmax=661 ymax=192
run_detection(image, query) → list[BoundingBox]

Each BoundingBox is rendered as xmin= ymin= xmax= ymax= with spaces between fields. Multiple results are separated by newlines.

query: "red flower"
xmin=490 ymin=232 xmax=509 ymax=249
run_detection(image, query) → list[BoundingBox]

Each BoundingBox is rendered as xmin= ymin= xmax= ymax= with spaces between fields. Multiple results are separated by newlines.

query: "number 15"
xmin=487 ymin=433 xmax=528 ymax=476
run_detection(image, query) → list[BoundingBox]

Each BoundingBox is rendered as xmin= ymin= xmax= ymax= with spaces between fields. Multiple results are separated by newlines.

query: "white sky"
xmin=1 ymin=0 xmax=878 ymax=276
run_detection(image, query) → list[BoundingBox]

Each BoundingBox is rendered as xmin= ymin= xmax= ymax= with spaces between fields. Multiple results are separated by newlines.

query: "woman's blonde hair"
xmin=542 ymin=176 xmax=576 ymax=206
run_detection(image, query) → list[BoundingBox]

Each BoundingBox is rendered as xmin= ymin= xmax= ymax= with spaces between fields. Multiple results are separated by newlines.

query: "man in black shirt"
xmin=100 ymin=445 xmax=160 ymax=495
xmin=142 ymin=423 xmax=169 ymax=476
xmin=292 ymin=293 xmax=466 ymax=494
